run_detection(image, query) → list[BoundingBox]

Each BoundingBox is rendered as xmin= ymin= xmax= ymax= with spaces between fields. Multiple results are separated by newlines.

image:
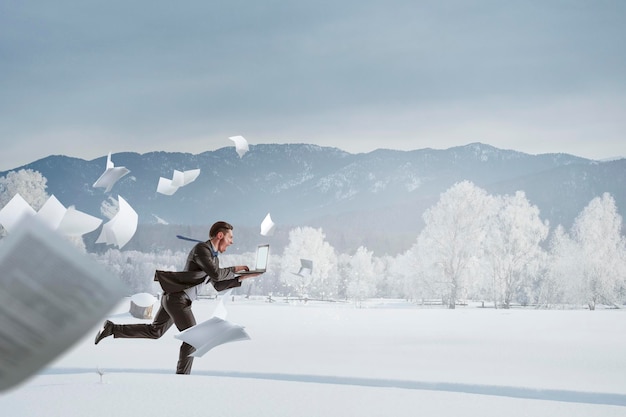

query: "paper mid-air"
xmin=37 ymin=195 xmax=102 ymax=236
xmin=174 ymin=290 xmax=250 ymax=357
xmin=292 ymin=258 xmax=313 ymax=277
xmin=0 ymin=194 xmax=35 ymax=233
xmin=0 ymin=194 xmax=101 ymax=237
xmin=157 ymin=169 xmax=201 ymax=195
xmin=93 ymin=152 xmax=130 ymax=193
xmin=260 ymin=212 xmax=275 ymax=236
xmin=228 ymin=135 xmax=249 ymax=158
xmin=95 ymin=195 xmax=138 ymax=249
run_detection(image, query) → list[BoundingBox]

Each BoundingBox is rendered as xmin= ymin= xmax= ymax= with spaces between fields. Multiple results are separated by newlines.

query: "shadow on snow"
xmin=41 ymin=367 xmax=626 ymax=407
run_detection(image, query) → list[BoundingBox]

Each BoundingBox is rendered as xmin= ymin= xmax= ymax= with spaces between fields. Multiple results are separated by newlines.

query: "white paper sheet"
xmin=92 ymin=152 xmax=130 ymax=193
xmin=212 ymin=289 xmax=231 ymax=320
xmin=57 ymin=206 xmax=102 ymax=236
xmin=174 ymin=290 xmax=250 ymax=357
xmin=293 ymin=258 xmax=313 ymax=277
xmin=35 ymin=195 xmax=66 ymax=230
xmin=228 ymin=135 xmax=249 ymax=158
xmin=156 ymin=177 xmax=179 ymax=195
xmin=2 ymin=194 xmax=102 ymax=237
xmin=0 ymin=217 xmax=127 ymax=392
xmin=156 ymin=169 xmax=201 ymax=195
xmin=95 ymin=195 xmax=138 ymax=248
xmin=260 ymin=212 xmax=275 ymax=236
xmin=175 ymin=317 xmax=250 ymax=357
xmin=0 ymin=194 xmax=36 ymax=233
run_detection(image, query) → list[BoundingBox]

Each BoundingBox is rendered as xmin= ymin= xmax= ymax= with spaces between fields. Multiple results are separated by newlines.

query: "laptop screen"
xmin=255 ymin=245 xmax=269 ymax=270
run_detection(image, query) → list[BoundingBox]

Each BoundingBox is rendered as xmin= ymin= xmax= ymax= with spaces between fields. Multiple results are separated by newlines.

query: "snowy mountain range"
xmin=3 ymin=142 xmax=625 ymax=255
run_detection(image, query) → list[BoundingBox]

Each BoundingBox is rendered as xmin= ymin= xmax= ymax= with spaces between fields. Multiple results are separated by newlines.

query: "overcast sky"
xmin=1 ymin=1 xmax=625 ymax=171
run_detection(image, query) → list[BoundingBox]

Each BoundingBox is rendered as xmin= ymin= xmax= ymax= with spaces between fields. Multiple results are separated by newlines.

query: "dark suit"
xmin=112 ymin=241 xmax=241 ymax=374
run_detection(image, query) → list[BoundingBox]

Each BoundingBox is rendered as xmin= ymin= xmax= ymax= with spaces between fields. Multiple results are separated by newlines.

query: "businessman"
xmin=94 ymin=221 xmax=260 ymax=374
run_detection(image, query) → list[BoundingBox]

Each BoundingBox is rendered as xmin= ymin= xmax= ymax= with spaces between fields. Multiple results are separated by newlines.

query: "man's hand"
xmin=238 ymin=273 xmax=262 ymax=280
xmin=234 ymin=265 xmax=262 ymax=281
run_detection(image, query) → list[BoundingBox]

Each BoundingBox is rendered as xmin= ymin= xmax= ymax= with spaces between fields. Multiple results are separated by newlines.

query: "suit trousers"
xmin=112 ymin=291 xmax=197 ymax=374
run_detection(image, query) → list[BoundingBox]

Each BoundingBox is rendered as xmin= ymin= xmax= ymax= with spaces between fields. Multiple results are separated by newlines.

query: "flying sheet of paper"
xmin=260 ymin=212 xmax=275 ymax=236
xmin=293 ymin=258 xmax=313 ymax=277
xmin=156 ymin=177 xmax=179 ymax=195
xmin=174 ymin=289 xmax=250 ymax=357
xmin=37 ymin=195 xmax=102 ymax=236
xmin=175 ymin=317 xmax=250 ymax=358
xmin=212 ymin=289 xmax=232 ymax=320
xmin=57 ymin=206 xmax=103 ymax=236
xmin=1 ymin=194 xmax=102 ymax=237
xmin=228 ymin=135 xmax=249 ymax=158
xmin=0 ymin=217 xmax=127 ymax=392
xmin=156 ymin=169 xmax=200 ymax=195
xmin=92 ymin=152 xmax=130 ymax=193
xmin=95 ymin=195 xmax=138 ymax=249
xmin=0 ymin=193 xmax=36 ymax=233
xmin=173 ymin=169 xmax=200 ymax=187
xmin=35 ymin=195 xmax=66 ymax=230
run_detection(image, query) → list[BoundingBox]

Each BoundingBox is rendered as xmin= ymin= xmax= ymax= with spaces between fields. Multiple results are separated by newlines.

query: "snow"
xmin=1 ymin=297 xmax=625 ymax=417
xmin=130 ymin=292 xmax=157 ymax=307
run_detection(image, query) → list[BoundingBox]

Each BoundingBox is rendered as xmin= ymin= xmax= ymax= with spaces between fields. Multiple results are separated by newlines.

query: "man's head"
xmin=209 ymin=221 xmax=234 ymax=253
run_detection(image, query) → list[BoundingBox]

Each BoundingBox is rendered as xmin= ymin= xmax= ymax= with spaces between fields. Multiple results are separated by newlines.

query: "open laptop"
xmin=236 ymin=244 xmax=269 ymax=275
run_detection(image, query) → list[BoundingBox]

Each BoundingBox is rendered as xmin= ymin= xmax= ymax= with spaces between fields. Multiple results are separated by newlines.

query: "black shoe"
xmin=95 ymin=320 xmax=114 ymax=345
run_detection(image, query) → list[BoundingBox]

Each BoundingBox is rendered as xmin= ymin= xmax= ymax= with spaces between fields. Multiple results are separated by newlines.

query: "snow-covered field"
xmin=1 ymin=297 xmax=625 ymax=417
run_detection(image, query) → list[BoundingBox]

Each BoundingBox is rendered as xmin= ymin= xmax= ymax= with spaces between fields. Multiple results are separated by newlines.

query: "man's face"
xmin=216 ymin=230 xmax=234 ymax=253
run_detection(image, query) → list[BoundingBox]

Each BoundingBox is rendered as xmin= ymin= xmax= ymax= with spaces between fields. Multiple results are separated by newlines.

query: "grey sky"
xmin=1 ymin=1 xmax=625 ymax=171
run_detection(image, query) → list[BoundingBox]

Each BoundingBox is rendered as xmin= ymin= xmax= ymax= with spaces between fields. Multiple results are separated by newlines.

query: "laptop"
xmin=236 ymin=244 xmax=269 ymax=275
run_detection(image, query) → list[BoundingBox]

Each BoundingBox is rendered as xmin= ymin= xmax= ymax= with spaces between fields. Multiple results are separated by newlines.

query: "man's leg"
xmin=95 ymin=296 xmax=173 ymax=344
xmin=162 ymin=292 xmax=197 ymax=374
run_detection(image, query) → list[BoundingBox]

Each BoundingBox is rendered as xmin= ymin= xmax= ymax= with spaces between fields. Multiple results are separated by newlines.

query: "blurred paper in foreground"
xmin=0 ymin=218 xmax=127 ymax=392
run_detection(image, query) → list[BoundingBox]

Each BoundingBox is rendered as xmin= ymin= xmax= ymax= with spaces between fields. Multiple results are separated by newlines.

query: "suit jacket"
xmin=154 ymin=241 xmax=241 ymax=293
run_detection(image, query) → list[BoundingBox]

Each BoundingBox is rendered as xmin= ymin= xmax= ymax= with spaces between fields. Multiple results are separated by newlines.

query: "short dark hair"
xmin=209 ymin=221 xmax=233 ymax=239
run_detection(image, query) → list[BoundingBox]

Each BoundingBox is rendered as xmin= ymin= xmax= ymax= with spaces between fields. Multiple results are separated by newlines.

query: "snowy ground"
xmin=1 ymin=297 xmax=625 ymax=417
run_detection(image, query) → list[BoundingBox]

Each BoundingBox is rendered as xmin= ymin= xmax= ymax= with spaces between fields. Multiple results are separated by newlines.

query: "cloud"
xmin=1 ymin=1 xmax=625 ymax=170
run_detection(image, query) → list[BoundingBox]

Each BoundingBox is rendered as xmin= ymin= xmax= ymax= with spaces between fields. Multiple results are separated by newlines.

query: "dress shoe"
xmin=95 ymin=320 xmax=114 ymax=345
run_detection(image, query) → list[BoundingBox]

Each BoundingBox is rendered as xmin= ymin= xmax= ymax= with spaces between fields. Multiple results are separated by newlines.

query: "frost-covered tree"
xmin=94 ymin=249 xmax=186 ymax=294
xmin=336 ymin=252 xmax=352 ymax=299
xmin=0 ymin=169 xmax=88 ymax=251
xmin=0 ymin=169 xmax=49 ymax=209
xmin=539 ymin=225 xmax=577 ymax=308
xmin=413 ymin=181 xmax=496 ymax=308
xmin=346 ymin=246 xmax=379 ymax=307
xmin=376 ymin=254 xmax=404 ymax=298
xmin=482 ymin=191 xmax=549 ymax=308
xmin=0 ymin=169 xmax=50 ymax=238
xmin=570 ymin=193 xmax=626 ymax=310
xmin=100 ymin=195 xmax=119 ymax=219
xmin=279 ymin=227 xmax=338 ymax=299
xmin=392 ymin=245 xmax=428 ymax=302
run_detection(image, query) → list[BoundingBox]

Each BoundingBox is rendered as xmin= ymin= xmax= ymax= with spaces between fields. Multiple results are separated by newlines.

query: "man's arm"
xmin=192 ymin=244 xmax=235 ymax=282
